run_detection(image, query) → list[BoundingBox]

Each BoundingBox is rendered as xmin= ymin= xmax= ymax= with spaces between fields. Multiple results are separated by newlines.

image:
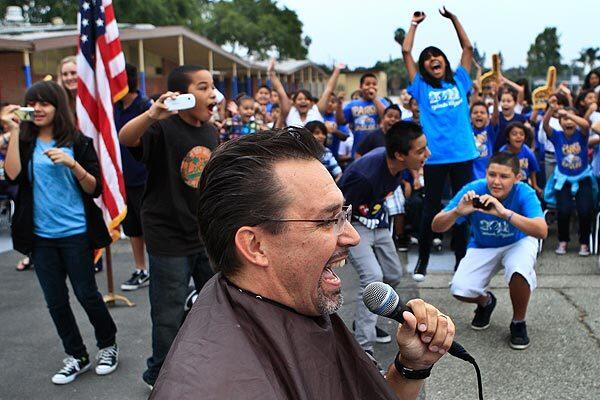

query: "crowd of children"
xmin=1 ymin=6 xmax=600 ymax=389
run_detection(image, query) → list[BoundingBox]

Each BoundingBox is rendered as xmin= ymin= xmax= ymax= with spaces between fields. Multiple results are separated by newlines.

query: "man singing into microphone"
xmin=151 ymin=127 xmax=454 ymax=400
xmin=432 ymin=152 xmax=547 ymax=349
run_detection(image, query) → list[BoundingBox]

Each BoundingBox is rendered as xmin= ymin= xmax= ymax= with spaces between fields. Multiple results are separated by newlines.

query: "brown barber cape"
xmin=151 ymin=274 xmax=399 ymax=400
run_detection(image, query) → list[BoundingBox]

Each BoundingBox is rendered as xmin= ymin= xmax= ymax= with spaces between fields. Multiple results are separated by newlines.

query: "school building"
xmin=0 ymin=16 xmax=334 ymax=103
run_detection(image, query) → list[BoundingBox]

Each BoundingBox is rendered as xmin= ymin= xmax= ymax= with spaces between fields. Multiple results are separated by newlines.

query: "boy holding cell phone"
xmin=119 ymin=65 xmax=217 ymax=388
xmin=431 ymin=152 xmax=547 ymax=350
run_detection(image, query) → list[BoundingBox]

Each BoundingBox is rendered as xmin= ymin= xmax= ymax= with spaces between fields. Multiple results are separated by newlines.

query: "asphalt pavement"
xmin=0 ymin=228 xmax=599 ymax=399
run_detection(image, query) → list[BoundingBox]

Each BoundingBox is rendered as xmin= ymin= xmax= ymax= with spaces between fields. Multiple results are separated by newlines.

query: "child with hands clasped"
xmin=543 ymin=105 xmax=596 ymax=256
xmin=3 ymin=81 xmax=117 ymax=384
xmin=432 ymin=152 xmax=547 ymax=350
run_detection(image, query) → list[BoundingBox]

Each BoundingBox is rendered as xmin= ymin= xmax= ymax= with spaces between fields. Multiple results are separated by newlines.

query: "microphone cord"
xmin=448 ymin=341 xmax=484 ymax=400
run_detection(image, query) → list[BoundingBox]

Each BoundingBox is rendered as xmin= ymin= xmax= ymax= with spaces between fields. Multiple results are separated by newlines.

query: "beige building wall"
xmin=335 ymin=71 xmax=388 ymax=101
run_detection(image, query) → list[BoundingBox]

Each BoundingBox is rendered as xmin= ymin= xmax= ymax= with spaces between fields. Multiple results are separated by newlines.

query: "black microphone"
xmin=363 ymin=282 xmax=484 ymax=400
xmin=363 ymin=281 xmax=469 ymax=360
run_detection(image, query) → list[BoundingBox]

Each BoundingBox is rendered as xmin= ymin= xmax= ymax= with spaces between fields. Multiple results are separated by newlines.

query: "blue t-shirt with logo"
xmin=338 ymin=147 xmax=401 ymax=230
xmin=550 ymin=129 xmax=588 ymax=176
xmin=444 ymin=179 xmax=543 ymax=248
xmin=343 ymin=97 xmax=390 ymax=157
xmin=473 ymin=124 xmax=498 ymax=179
xmin=31 ymin=139 xmax=87 ymax=238
xmin=323 ymin=112 xmax=350 ymax=160
xmin=408 ymin=66 xmax=478 ymax=164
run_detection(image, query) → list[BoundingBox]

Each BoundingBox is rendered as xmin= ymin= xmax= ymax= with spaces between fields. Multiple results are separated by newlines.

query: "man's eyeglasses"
xmin=263 ymin=205 xmax=352 ymax=235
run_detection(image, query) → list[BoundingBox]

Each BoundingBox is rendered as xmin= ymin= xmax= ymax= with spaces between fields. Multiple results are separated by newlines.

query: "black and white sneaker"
xmin=121 ymin=270 xmax=149 ymax=291
xmin=351 ymin=321 xmax=392 ymax=344
xmin=412 ymin=257 xmax=428 ymax=282
xmin=184 ymin=289 xmax=199 ymax=312
xmin=394 ymin=234 xmax=411 ymax=252
xmin=471 ymin=292 xmax=497 ymax=330
xmin=95 ymin=344 xmax=119 ymax=375
xmin=375 ymin=326 xmax=392 ymax=344
xmin=51 ymin=356 xmax=91 ymax=384
xmin=509 ymin=321 xmax=530 ymax=350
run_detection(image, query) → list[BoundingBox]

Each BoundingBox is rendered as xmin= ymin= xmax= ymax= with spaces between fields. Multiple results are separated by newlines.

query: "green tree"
xmin=0 ymin=0 xmax=210 ymax=28
xmin=526 ymin=27 xmax=563 ymax=77
xmin=201 ymin=0 xmax=308 ymax=59
xmin=578 ymin=47 xmax=599 ymax=71
xmin=373 ymin=57 xmax=408 ymax=95
xmin=1 ymin=1 xmax=307 ymax=59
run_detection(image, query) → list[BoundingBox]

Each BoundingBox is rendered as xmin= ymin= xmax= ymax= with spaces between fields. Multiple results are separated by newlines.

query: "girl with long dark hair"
xmin=402 ymin=8 xmax=477 ymax=281
xmin=3 ymin=81 xmax=118 ymax=385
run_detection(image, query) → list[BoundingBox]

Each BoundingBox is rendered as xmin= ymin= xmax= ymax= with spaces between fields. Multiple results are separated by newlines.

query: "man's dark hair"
xmin=470 ymin=101 xmax=489 ymax=114
xmin=167 ymin=65 xmax=206 ymax=93
xmin=417 ymin=46 xmax=456 ymax=89
xmin=384 ymin=104 xmax=402 ymax=116
xmin=487 ymin=151 xmax=520 ymax=175
xmin=384 ymin=120 xmax=424 ymax=158
xmin=125 ymin=63 xmax=138 ymax=92
xmin=257 ymin=85 xmax=270 ymax=92
xmin=197 ymin=127 xmax=324 ymax=277
xmin=359 ymin=73 xmax=377 ymax=86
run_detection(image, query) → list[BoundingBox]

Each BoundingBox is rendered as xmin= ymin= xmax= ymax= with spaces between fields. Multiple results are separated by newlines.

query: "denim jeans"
xmin=32 ymin=233 xmax=117 ymax=358
xmin=419 ymin=160 xmax=473 ymax=266
xmin=349 ymin=223 xmax=402 ymax=351
xmin=143 ymin=249 xmax=214 ymax=385
xmin=556 ymin=178 xmax=593 ymax=245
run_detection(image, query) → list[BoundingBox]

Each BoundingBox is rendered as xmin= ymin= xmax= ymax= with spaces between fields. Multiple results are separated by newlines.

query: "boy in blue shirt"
xmin=471 ymin=100 xmax=498 ymax=180
xmin=340 ymin=73 xmax=390 ymax=157
xmin=432 ymin=152 xmax=547 ymax=350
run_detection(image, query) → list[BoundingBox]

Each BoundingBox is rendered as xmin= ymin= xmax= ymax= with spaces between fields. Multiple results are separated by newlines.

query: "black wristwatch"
xmin=394 ymin=352 xmax=433 ymax=380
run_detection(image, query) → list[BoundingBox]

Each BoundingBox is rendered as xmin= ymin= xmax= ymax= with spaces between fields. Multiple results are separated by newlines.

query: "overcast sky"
xmin=278 ymin=0 xmax=599 ymax=70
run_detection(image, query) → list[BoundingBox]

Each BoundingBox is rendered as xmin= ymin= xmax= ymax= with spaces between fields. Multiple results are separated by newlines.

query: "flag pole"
xmin=103 ymin=244 xmax=135 ymax=307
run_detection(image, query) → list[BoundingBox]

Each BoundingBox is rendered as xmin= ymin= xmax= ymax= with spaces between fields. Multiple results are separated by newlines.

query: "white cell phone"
xmin=164 ymin=94 xmax=196 ymax=111
xmin=14 ymin=107 xmax=34 ymax=121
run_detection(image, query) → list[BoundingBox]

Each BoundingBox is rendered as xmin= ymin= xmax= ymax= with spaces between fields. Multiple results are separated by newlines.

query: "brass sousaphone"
xmin=531 ymin=66 xmax=557 ymax=110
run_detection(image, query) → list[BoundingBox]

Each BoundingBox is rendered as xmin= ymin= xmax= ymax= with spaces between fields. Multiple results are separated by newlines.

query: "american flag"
xmin=76 ymin=0 xmax=128 ymax=238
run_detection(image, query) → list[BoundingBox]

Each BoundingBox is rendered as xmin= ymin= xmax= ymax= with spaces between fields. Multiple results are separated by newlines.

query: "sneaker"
xmin=410 ymin=236 xmax=419 ymax=245
xmin=121 ymin=270 xmax=150 ymax=291
xmin=351 ymin=321 xmax=392 ymax=344
xmin=375 ymin=326 xmax=392 ymax=344
xmin=394 ymin=234 xmax=410 ymax=252
xmin=471 ymin=292 xmax=497 ymax=330
xmin=578 ymin=244 xmax=590 ymax=257
xmin=433 ymin=237 xmax=443 ymax=251
xmin=51 ymin=356 xmax=91 ymax=384
xmin=412 ymin=258 xmax=428 ymax=282
xmin=555 ymin=241 xmax=567 ymax=255
xmin=95 ymin=344 xmax=119 ymax=375
xmin=509 ymin=321 xmax=530 ymax=350
xmin=184 ymin=289 xmax=199 ymax=312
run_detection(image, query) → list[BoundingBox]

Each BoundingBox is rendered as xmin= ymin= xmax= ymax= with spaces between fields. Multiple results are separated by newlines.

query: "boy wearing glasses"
xmin=338 ymin=121 xmax=430 ymax=355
